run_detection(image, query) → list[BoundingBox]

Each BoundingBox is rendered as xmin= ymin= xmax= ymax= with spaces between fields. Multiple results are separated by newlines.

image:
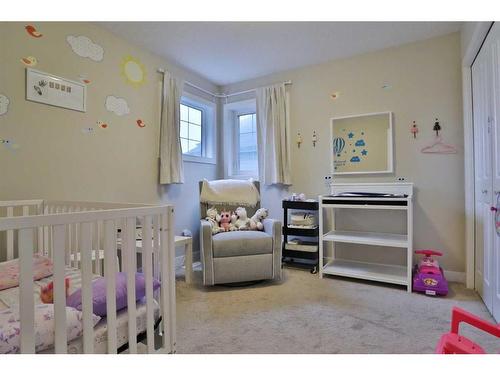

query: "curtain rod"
xmin=157 ymin=68 xmax=291 ymax=99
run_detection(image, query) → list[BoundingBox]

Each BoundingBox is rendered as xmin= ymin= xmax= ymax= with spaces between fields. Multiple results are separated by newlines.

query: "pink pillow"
xmin=0 ymin=255 xmax=53 ymax=291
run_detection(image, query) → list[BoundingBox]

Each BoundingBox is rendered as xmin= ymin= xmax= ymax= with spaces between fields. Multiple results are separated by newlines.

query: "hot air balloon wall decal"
xmin=330 ymin=112 xmax=394 ymax=175
xmin=333 ymin=136 xmax=345 ymax=156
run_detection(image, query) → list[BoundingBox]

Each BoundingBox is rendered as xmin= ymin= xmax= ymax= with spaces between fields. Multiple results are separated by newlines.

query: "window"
xmin=180 ymin=103 xmax=202 ymax=157
xmin=236 ymin=113 xmax=258 ymax=174
xmin=223 ymin=99 xmax=258 ymax=178
xmin=179 ymin=94 xmax=216 ymax=163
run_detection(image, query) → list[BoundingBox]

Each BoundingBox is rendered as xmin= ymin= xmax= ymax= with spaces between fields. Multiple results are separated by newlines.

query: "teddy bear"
xmin=219 ymin=210 xmax=236 ymax=232
xmin=205 ymin=206 xmax=221 ymax=234
xmin=234 ymin=207 xmax=252 ymax=230
xmin=250 ymin=208 xmax=269 ymax=231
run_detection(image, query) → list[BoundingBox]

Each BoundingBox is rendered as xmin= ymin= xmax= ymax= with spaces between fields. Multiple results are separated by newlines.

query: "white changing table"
xmin=319 ymin=183 xmax=413 ymax=292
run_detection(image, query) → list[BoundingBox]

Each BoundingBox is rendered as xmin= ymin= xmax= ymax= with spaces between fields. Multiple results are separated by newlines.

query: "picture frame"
xmin=25 ymin=68 xmax=87 ymax=112
xmin=330 ymin=111 xmax=393 ymax=175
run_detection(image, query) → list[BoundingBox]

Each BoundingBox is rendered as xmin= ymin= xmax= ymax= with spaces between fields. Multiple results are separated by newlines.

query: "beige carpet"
xmin=175 ymin=266 xmax=498 ymax=354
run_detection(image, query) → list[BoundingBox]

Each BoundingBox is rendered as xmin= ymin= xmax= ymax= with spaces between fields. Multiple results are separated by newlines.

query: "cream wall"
xmin=223 ymin=33 xmax=465 ymax=273
xmin=0 ymin=22 xmax=219 ymax=253
xmin=0 ymin=25 xmax=466 ymax=272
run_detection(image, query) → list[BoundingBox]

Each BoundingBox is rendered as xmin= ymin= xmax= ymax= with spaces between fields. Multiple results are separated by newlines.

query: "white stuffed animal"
xmin=205 ymin=207 xmax=221 ymax=234
xmin=230 ymin=212 xmax=238 ymax=231
xmin=234 ymin=207 xmax=251 ymax=230
xmin=250 ymin=208 xmax=268 ymax=231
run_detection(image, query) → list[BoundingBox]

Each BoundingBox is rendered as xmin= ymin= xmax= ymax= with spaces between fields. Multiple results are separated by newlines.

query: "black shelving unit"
xmin=282 ymin=199 xmax=319 ymax=273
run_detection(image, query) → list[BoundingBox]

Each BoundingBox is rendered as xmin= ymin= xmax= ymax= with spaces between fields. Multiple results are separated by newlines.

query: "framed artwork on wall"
xmin=25 ymin=68 xmax=87 ymax=112
xmin=330 ymin=111 xmax=393 ymax=175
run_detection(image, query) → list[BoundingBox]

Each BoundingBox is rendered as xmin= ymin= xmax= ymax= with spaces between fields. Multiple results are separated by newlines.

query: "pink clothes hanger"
xmin=421 ymin=136 xmax=457 ymax=154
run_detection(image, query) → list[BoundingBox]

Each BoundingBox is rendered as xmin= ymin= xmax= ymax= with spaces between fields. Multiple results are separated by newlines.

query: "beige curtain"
xmin=256 ymin=83 xmax=292 ymax=185
xmin=159 ymin=71 xmax=184 ymax=184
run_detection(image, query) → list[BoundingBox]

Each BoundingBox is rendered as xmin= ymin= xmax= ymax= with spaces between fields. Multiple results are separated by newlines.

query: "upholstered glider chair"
xmin=199 ymin=179 xmax=282 ymax=286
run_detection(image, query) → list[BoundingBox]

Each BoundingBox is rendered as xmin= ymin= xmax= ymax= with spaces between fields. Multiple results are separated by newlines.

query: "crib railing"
xmin=41 ymin=200 xmax=145 ymax=274
xmin=0 ymin=201 xmax=175 ymax=354
xmin=0 ymin=200 xmax=147 ymax=274
xmin=0 ymin=200 xmax=44 ymax=261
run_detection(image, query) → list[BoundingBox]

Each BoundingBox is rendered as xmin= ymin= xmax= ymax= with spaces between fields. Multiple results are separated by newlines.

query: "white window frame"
xmin=233 ymin=111 xmax=258 ymax=177
xmin=180 ymin=92 xmax=216 ymax=164
xmin=223 ymin=99 xmax=259 ymax=179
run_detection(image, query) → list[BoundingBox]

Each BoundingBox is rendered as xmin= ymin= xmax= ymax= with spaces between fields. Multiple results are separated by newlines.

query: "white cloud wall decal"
xmin=67 ymin=35 xmax=104 ymax=62
xmin=0 ymin=94 xmax=10 ymax=115
xmin=105 ymin=95 xmax=130 ymax=116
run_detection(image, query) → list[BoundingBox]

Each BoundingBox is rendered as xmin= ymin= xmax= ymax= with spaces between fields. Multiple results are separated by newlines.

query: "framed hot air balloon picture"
xmin=330 ymin=111 xmax=393 ymax=175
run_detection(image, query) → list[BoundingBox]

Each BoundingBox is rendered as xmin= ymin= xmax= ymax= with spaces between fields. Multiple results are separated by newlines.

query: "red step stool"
xmin=436 ymin=306 xmax=500 ymax=354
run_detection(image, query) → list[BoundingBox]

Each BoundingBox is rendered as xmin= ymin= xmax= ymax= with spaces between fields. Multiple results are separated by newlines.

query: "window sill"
xmin=226 ymin=173 xmax=259 ymax=180
xmin=183 ymin=155 xmax=217 ymax=165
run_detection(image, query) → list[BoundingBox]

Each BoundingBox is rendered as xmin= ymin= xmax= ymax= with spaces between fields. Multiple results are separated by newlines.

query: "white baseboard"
xmin=174 ymin=254 xmax=467 ymax=284
xmin=444 ymin=269 xmax=466 ymax=283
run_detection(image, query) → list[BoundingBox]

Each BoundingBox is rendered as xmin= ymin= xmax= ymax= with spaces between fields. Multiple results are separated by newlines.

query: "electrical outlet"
xmin=396 ymin=177 xmax=406 ymax=181
xmin=324 ymin=175 xmax=333 ymax=187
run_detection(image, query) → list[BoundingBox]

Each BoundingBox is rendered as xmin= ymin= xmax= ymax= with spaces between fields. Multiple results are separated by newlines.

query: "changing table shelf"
xmin=319 ymin=183 xmax=413 ymax=292
xmin=323 ymin=230 xmax=408 ymax=248
xmin=322 ymin=259 xmax=408 ymax=286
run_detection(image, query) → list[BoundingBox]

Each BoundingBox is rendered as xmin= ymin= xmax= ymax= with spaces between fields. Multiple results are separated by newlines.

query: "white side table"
xmin=174 ymin=236 xmax=193 ymax=284
xmin=133 ymin=236 xmax=193 ymax=284
xmin=119 ymin=235 xmax=194 ymax=284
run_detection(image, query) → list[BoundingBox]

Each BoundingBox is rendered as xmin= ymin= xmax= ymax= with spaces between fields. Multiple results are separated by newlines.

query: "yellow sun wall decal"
xmin=120 ymin=56 xmax=146 ymax=87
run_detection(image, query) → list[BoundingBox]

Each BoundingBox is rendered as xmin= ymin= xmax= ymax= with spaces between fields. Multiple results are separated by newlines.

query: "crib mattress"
xmin=0 ymin=267 xmax=160 ymax=354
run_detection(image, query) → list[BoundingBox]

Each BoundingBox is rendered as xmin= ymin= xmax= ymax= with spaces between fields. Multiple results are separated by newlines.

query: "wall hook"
xmin=433 ymin=118 xmax=441 ymax=136
xmin=312 ymin=130 xmax=318 ymax=147
xmin=410 ymin=121 xmax=419 ymax=139
xmin=296 ymin=132 xmax=303 ymax=148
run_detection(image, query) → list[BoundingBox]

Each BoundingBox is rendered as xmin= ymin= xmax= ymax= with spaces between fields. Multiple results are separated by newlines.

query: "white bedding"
xmin=0 ymin=267 xmax=160 ymax=354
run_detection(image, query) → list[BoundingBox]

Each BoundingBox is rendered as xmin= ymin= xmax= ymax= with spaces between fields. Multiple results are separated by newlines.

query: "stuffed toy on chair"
xmin=234 ymin=207 xmax=252 ymax=230
xmin=220 ymin=211 xmax=236 ymax=232
xmin=250 ymin=208 xmax=268 ymax=231
xmin=40 ymin=278 xmax=70 ymax=303
xmin=205 ymin=206 xmax=221 ymax=234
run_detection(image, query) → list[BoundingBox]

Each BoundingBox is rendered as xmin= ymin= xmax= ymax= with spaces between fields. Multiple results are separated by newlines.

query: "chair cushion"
xmin=212 ymin=231 xmax=273 ymax=258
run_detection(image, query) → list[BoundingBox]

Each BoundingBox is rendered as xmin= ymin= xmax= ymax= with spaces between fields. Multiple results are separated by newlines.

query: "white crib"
xmin=0 ymin=199 xmax=176 ymax=354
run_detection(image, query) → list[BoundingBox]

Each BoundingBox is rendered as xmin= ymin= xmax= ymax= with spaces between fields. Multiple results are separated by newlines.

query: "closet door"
xmin=490 ymin=23 xmax=500 ymax=322
xmin=473 ymin=22 xmax=500 ymax=322
xmin=472 ymin=45 xmax=494 ymax=313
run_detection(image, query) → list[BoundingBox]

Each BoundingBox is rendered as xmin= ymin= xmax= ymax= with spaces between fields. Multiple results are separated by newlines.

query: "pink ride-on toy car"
xmin=412 ymin=249 xmax=448 ymax=296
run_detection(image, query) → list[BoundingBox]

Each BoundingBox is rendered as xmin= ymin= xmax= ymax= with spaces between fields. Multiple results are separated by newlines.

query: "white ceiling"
xmin=99 ymin=22 xmax=462 ymax=86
